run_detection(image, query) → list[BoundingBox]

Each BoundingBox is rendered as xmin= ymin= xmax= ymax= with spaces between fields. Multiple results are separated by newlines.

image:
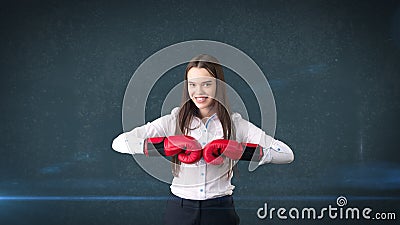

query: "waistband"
xmin=168 ymin=193 xmax=234 ymax=209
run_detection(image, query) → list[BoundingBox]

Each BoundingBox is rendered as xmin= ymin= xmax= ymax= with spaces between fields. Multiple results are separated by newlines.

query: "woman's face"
xmin=187 ymin=67 xmax=217 ymax=112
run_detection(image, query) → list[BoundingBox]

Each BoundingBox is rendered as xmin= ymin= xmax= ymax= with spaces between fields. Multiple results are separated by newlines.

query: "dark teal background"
xmin=1 ymin=0 xmax=399 ymax=224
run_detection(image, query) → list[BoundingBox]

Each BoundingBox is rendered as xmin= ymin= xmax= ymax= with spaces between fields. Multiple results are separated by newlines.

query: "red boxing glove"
xmin=171 ymin=135 xmax=202 ymax=164
xmin=203 ymin=139 xmax=243 ymax=165
xmin=240 ymin=143 xmax=264 ymax=161
xmin=145 ymin=135 xmax=202 ymax=164
xmin=178 ymin=147 xmax=202 ymax=164
xmin=145 ymin=137 xmax=180 ymax=156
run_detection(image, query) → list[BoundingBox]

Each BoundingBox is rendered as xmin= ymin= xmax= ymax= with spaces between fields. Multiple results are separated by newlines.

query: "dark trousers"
xmin=164 ymin=193 xmax=240 ymax=225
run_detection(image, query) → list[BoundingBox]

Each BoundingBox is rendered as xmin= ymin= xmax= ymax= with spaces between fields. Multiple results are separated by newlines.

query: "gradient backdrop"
xmin=1 ymin=0 xmax=399 ymax=224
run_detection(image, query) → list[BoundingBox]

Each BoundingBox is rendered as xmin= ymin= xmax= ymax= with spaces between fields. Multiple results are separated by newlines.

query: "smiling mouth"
xmin=194 ymin=96 xmax=208 ymax=103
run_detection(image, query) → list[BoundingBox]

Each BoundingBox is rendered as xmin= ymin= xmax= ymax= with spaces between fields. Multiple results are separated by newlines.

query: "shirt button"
xmin=201 ymin=173 xmax=204 ymax=176
xmin=200 ymin=189 xmax=203 ymax=192
xmin=202 ymin=142 xmax=206 ymax=145
xmin=203 ymin=129 xmax=207 ymax=132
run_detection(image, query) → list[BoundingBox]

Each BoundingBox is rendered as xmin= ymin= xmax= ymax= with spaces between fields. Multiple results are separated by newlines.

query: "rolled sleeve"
xmin=232 ymin=113 xmax=294 ymax=165
xmin=111 ymin=107 xmax=179 ymax=154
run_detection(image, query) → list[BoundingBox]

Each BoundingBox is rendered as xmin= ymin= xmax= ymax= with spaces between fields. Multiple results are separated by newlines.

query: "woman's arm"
xmin=258 ymin=139 xmax=294 ymax=165
xmin=111 ymin=128 xmax=146 ymax=154
xmin=111 ymin=107 xmax=179 ymax=154
xmin=232 ymin=113 xmax=294 ymax=165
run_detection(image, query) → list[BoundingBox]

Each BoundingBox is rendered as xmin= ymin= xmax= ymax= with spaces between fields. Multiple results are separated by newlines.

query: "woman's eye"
xmin=189 ymin=83 xmax=195 ymax=87
xmin=203 ymin=83 xmax=211 ymax=87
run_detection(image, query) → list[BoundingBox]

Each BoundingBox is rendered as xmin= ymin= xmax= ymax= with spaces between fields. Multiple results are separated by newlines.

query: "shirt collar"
xmin=204 ymin=113 xmax=217 ymax=128
xmin=192 ymin=113 xmax=219 ymax=128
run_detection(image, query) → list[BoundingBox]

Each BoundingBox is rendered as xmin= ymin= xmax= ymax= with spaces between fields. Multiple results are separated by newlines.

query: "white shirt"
xmin=112 ymin=107 xmax=294 ymax=200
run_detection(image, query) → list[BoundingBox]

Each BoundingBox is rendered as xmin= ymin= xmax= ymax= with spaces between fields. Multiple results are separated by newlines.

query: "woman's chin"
xmin=198 ymin=104 xmax=217 ymax=113
xmin=194 ymin=102 xmax=211 ymax=109
xmin=195 ymin=104 xmax=208 ymax=110
xmin=192 ymin=98 xmax=215 ymax=110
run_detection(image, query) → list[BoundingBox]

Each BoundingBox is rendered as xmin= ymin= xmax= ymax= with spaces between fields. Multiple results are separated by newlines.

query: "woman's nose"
xmin=194 ymin=86 xmax=205 ymax=94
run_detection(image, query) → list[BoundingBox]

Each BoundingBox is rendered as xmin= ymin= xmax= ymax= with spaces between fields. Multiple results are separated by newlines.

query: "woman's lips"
xmin=195 ymin=96 xmax=208 ymax=103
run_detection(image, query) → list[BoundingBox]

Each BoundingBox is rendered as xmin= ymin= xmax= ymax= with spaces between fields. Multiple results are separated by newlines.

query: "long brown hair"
xmin=172 ymin=54 xmax=235 ymax=177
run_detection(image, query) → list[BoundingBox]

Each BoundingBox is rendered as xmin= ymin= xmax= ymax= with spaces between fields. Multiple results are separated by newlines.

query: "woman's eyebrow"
xmin=188 ymin=80 xmax=214 ymax=84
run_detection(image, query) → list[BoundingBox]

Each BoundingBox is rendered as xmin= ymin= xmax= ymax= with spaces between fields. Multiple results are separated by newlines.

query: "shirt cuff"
xmin=259 ymin=146 xmax=272 ymax=165
xmin=112 ymin=133 xmax=145 ymax=154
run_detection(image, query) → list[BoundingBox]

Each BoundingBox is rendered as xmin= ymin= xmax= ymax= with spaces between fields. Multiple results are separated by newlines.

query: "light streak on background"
xmin=1 ymin=195 xmax=399 ymax=201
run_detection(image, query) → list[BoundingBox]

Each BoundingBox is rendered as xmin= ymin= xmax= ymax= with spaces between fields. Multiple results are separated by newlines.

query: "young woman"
xmin=112 ymin=54 xmax=294 ymax=225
